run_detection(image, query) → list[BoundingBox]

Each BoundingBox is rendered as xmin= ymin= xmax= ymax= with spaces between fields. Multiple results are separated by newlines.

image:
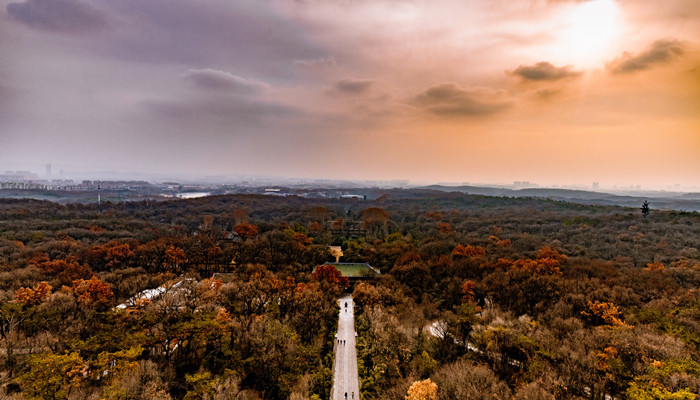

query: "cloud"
xmin=509 ymin=62 xmax=583 ymax=81
xmin=182 ymin=69 xmax=268 ymax=94
xmin=410 ymin=83 xmax=511 ymax=117
xmin=333 ymin=78 xmax=375 ymax=94
xmin=607 ymin=39 xmax=685 ymax=74
xmin=294 ymin=56 xmax=336 ymax=70
xmin=6 ymin=0 xmax=107 ymax=33
xmin=98 ymin=0 xmax=322 ymax=80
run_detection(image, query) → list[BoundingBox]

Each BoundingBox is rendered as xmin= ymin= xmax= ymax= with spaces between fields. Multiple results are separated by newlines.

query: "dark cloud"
xmin=98 ymin=0 xmax=322 ymax=81
xmin=182 ymin=69 xmax=267 ymax=94
xmin=607 ymin=39 xmax=685 ymax=74
xmin=509 ymin=62 xmax=583 ymax=81
xmin=333 ymin=78 xmax=374 ymax=94
xmin=6 ymin=0 xmax=107 ymax=33
xmin=410 ymin=83 xmax=511 ymax=117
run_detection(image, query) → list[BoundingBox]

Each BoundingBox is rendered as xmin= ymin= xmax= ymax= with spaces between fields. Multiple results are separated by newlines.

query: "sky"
xmin=1 ymin=0 xmax=699 ymax=188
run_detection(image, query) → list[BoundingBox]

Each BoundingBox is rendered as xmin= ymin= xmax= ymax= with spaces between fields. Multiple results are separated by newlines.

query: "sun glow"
xmin=556 ymin=0 xmax=623 ymax=69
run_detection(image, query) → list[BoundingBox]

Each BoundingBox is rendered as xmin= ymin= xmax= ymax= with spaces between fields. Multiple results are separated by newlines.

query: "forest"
xmin=0 ymin=190 xmax=698 ymax=399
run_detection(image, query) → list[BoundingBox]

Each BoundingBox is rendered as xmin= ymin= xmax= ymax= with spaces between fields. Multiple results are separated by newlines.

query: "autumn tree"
xmin=437 ymin=222 xmax=453 ymax=234
xmin=14 ymin=281 xmax=52 ymax=306
xmin=362 ymin=207 xmax=389 ymax=224
xmin=362 ymin=207 xmax=390 ymax=237
xmin=312 ymin=264 xmax=349 ymax=288
xmin=309 ymin=221 xmax=323 ymax=234
xmin=234 ymin=223 xmax=260 ymax=240
xmin=71 ymin=276 xmax=114 ymax=310
xmin=460 ymin=280 xmax=476 ymax=303
xmin=405 ymin=378 xmax=438 ymax=400
xmin=581 ymin=300 xmax=624 ymax=326
xmin=309 ymin=205 xmax=330 ymax=220
xmin=645 ymin=262 xmax=665 ymax=272
xmin=163 ymin=245 xmax=187 ymax=271
xmin=353 ymin=282 xmax=382 ymax=309
xmin=452 ymin=244 xmax=485 ymax=258
xmin=17 ymin=351 xmax=86 ymax=400
xmin=36 ymin=258 xmax=92 ymax=285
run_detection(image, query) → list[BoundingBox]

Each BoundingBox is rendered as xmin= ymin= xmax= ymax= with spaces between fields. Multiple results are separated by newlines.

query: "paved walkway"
xmin=332 ymin=294 xmax=360 ymax=400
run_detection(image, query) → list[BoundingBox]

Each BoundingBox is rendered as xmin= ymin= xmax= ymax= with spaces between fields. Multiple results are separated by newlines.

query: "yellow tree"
xmin=406 ymin=378 xmax=438 ymax=400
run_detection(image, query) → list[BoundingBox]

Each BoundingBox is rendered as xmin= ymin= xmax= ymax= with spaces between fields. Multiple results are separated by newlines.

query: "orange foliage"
xmin=504 ymin=247 xmax=566 ymax=275
xmin=581 ymin=300 xmax=624 ymax=326
xmin=426 ymin=212 xmax=442 ymax=220
xmin=353 ymin=282 xmax=381 ymax=308
xmin=537 ymin=246 xmax=567 ymax=263
xmin=163 ymin=246 xmax=187 ymax=270
xmin=596 ymin=346 xmax=619 ymax=371
xmin=309 ymin=221 xmax=323 ymax=234
xmin=437 ymin=222 xmax=453 ymax=234
xmin=645 ymin=262 xmax=665 ymax=272
xmin=496 ymin=239 xmax=511 ymax=248
xmin=71 ymin=276 xmax=114 ymax=309
xmin=395 ymin=251 xmax=423 ymax=266
xmin=461 ymin=280 xmax=476 ymax=303
xmin=201 ymin=278 xmax=223 ymax=292
xmin=36 ymin=258 xmax=93 ymax=282
xmin=85 ymin=225 xmax=106 ymax=233
xmin=14 ymin=281 xmax=53 ymax=306
xmin=511 ymin=258 xmax=561 ymax=275
xmin=452 ymin=244 xmax=486 ymax=258
xmin=292 ymin=232 xmax=312 ymax=246
xmin=488 ymin=235 xmax=511 ymax=247
xmin=207 ymin=246 xmax=222 ymax=258
xmin=234 ymin=223 xmax=259 ymax=239
xmin=312 ymin=264 xmax=349 ymax=287
xmin=105 ymin=243 xmax=132 ymax=261
xmin=494 ymin=258 xmax=513 ymax=269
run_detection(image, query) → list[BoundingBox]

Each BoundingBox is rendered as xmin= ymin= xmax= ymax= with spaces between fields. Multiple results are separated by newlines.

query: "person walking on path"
xmin=331 ymin=294 xmax=360 ymax=400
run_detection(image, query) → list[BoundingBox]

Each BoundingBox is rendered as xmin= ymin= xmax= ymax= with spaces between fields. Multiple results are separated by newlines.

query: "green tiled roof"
xmin=315 ymin=263 xmax=381 ymax=278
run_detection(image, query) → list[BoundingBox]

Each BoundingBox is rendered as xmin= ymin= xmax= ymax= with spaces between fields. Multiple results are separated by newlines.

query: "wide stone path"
xmin=332 ymin=293 xmax=360 ymax=400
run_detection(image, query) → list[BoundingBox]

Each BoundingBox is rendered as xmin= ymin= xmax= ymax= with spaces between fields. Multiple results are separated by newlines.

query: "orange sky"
xmin=1 ymin=0 xmax=699 ymax=188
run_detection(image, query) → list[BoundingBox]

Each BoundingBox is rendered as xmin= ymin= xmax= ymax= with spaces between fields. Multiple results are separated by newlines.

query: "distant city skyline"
xmin=1 ymin=162 xmax=697 ymax=193
xmin=1 ymin=0 xmax=699 ymax=188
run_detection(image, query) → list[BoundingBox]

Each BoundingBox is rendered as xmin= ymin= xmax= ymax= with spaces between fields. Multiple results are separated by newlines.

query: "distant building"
xmin=0 ymin=170 xmax=39 ymax=182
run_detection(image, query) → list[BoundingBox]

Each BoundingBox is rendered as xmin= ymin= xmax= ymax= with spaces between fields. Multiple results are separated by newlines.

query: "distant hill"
xmin=422 ymin=185 xmax=700 ymax=212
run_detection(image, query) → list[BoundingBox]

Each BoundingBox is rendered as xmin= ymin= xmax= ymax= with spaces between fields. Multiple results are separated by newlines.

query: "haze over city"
xmin=1 ymin=0 xmax=699 ymax=188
